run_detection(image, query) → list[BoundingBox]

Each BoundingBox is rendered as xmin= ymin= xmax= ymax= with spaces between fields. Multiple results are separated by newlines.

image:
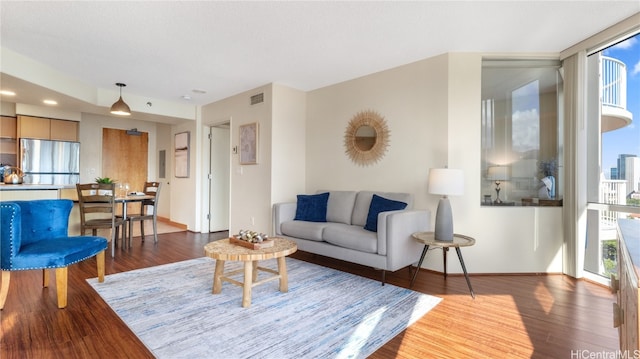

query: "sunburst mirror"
xmin=344 ymin=110 xmax=390 ymax=166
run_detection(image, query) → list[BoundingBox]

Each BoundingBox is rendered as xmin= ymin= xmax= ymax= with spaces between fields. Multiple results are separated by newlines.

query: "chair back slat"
xmin=140 ymin=182 xmax=161 ymax=214
xmin=75 ymin=183 xmax=121 ymax=238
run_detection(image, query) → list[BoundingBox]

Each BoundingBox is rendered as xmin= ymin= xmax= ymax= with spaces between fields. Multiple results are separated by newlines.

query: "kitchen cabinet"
xmin=51 ymin=119 xmax=78 ymax=141
xmin=0 ymin=116 xmax=17 ymax=166
xmin=613 ymin=219 xmax=639 ymax=355
xmin=1 ymin=116 xmax=17 ymax=138
xmin=0 ymin=185 xmax=62 ymax=200
xmin=17 ymin=115 xmax=78 ymax=141
xmin=18 ymin=115 xmax=50 ymax=139
xmin=59 ymin=187 xmax=78 ymax=201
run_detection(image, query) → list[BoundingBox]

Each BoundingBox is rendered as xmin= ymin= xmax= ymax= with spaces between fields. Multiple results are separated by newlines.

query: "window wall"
xmin=584 ymin=32 xmax=640 ymax=281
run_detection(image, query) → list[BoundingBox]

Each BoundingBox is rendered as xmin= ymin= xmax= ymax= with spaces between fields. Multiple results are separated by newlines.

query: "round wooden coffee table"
xmin=204 ymin=237 xmax=297 ymax=307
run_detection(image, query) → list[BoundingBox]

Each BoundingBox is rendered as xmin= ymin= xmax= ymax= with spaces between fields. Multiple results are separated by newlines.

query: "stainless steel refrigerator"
xmin=20 ymin=138 xmax=80 ymax=185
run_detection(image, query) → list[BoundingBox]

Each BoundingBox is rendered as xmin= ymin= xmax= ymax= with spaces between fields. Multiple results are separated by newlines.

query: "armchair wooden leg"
xmin=96 ymin=250 xmax=105 ymax=283
xmin=43 ymin=268 xmax=50 ymax=287
xmin=55 ymin=267 xmax=68 ymax=309
xmin=0 ymin=271 xmax=10 ymax=310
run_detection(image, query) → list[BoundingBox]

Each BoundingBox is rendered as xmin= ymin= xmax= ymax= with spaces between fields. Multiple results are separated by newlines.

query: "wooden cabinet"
xmin=0 ymin=116 xmax=17 ymax=138
xmin=17 ymin=115 xmax=78 ymax=141
xmin=614 ymin=219 xmax=640 ymax=354
xmin=18 ymin=115 xmax=50 ymax=139
xmin=59 ymin=188 xmax=78 ymax=201
xmin=0 ymin=116 xmax=17 ymax=166
xmin=50 ymin=119 xmax=78 ymax=141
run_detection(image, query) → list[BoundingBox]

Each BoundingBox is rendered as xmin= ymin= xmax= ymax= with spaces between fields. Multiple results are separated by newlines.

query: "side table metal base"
xmin=410 ymin=244 xmax=475 ymax=299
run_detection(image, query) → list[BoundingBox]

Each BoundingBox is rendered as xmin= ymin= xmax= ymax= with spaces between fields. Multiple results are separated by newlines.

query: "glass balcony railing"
xmin=600 ymin=179 xmax=627 ymax=232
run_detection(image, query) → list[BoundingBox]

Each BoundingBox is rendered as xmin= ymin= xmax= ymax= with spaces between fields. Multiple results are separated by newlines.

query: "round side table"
xmin=410 ymin=232 xmax=476 ymax=299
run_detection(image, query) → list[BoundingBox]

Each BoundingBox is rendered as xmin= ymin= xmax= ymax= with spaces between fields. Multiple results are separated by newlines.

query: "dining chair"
xmin=127 ymin=181 xmax=161 ymax=244
xmin=76 ymin=183 xmax=126 ymax=257
xmin=0 ymin=199 xmax=108 ymax=309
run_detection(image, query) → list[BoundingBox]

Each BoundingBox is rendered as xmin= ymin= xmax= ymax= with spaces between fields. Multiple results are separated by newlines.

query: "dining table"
xmin=115 ymin=193 xmax=155 ymax=247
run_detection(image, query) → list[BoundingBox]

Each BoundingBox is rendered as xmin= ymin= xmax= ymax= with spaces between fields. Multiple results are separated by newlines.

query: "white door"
xmin=209 ymin=125 xmax=230 ymax=232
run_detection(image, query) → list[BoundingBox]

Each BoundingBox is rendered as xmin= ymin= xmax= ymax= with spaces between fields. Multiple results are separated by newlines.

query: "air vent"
xmin=250 ymin=93 xmax=264 ymax=105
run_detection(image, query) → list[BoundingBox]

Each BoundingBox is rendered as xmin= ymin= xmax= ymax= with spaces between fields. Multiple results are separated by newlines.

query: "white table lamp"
xmin=428 ymin=168 xmax=464 ymax=241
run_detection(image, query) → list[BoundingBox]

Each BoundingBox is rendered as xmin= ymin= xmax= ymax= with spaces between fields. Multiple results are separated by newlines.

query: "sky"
xmin=601 ymin=33 xmax=640 ymax=178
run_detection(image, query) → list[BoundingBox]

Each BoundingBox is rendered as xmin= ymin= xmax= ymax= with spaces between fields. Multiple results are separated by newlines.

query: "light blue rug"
xmin=87 ymin=257 xmax=441 ymax=359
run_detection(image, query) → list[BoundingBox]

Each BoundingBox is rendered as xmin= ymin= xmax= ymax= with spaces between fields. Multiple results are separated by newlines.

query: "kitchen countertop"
xmin=0 ymin=183 xmax=71 ymax=190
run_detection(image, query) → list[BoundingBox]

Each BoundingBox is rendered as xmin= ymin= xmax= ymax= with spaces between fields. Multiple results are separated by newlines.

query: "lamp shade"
xmin=428 ymin=168 xmax=464 ymax=196
xmin=110 ymin=97 xmax=131 ymax=116
xmin=110 ymin=83 xmax=131 ymax=116
xmin=487 ymin=166 xmax=510 ymax=181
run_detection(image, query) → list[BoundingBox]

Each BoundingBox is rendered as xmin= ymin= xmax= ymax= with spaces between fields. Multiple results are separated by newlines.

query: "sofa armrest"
xmin=272 ymin=202 xmax=297 ymax=236
xmin=377 ymin=209 xmax=430 ymax=271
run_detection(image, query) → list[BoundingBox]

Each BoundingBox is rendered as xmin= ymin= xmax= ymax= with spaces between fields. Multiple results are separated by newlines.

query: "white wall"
xmin=155 ymin=123 xmax=172 ymax=220
xmin=202 ymin=85 xmax=274 ymax=234
xmin=306 ymin=55 xmax=449 ymax=203
xmin=200 ymin=83 xmax=306 ymax=235
xmin=447 ymin=53 xmax=563 ymax=274
xmin=170 ymin=119 xmax=199 ymax=231
xmin=1 ymin=101 xmax=16 ymax=116
xmin=304 ymin=53 xmax=563 ymax=274
xmin=271 ymin=84 xmax=307 ymax=204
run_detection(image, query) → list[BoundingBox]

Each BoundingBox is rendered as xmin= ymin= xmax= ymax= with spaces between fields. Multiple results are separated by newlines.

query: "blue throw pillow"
xmin=294 ymin=192 xmax=330 ymax=222
xmin=364 ymin=194 xmax=407 ymax=232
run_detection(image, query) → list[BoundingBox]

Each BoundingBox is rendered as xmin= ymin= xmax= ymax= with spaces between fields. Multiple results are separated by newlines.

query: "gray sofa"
xmin=273 ymin=190 xmax=430 ymax=284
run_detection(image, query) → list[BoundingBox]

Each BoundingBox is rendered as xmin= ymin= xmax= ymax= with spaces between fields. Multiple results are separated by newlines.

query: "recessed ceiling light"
xmin=43 ymin=99 xmax=58 ymax=105
xmin=182 ymin=95 xmax=192 ymax=100
xmin=0 ymin=90 xmax=16 ymax=96
xmin=192 ymin=89 xmax=206 ymax=94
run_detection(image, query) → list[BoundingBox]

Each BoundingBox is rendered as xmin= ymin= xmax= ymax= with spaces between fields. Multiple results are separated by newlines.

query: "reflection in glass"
xmin=480 ymin=59 xmax=562 ymax=205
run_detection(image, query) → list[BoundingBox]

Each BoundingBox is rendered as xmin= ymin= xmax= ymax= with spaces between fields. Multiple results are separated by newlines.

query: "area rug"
xmin=87 ymin=257 xmax=441 ymax=359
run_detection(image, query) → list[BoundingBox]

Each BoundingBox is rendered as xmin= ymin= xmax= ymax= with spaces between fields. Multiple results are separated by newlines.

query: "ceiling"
xmin=1 ymin=1 xmax=638 ymax=124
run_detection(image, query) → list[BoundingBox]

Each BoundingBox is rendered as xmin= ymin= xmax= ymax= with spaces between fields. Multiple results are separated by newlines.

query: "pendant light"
xmin=110 ymin=83 xmax=131 ymax=116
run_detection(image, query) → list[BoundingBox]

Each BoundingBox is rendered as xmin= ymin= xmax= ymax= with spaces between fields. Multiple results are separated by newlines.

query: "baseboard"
xmin=157 ymin=216 xmax=187 ymax=230
xmin=411 ymin=265 xmax=563 ymax=277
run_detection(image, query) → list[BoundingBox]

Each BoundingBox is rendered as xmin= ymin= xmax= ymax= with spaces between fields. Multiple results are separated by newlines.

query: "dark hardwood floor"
xmin=1 ymin=231 xmax=618 ymax=358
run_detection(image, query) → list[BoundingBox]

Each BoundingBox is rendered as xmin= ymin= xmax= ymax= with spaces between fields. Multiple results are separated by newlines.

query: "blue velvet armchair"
xmin=0 ymin=199 xmax=108 ymax=309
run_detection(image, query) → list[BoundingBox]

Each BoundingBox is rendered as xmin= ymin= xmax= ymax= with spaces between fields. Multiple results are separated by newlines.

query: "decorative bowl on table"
xmin=230 ymin=230 xmax=273 ymax=249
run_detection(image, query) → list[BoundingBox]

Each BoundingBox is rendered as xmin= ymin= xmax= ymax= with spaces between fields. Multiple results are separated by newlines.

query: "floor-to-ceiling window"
xmin=584 ymin=32 xmax=640 ymax=282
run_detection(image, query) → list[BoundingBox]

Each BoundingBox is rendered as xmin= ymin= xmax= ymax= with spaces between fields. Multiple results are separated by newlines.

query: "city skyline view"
xmin=602 ymin=32 xmax=640 ymax=179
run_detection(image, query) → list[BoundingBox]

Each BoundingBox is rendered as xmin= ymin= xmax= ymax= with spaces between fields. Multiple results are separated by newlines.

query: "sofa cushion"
xmin=322 ymin=190 xmax=357 ymax=225
xmin=364 ymin=194 xmax=408 ymax=232
xmin=294 ymin=192 xmax=329 ymax=222
xmin=323 ymin=224 xmax=378 ymax=253
xmin=352 ymin=191 xmax=413 ymax=226
xmin=281 ymin=221 xmax=327 ymax=241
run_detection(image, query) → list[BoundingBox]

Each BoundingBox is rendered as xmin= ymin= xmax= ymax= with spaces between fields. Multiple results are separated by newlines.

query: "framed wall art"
xmin=239 ymin=122 xmax=258 ymax=165
xmin=174 ymin=131 xmax=190 ymax=177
